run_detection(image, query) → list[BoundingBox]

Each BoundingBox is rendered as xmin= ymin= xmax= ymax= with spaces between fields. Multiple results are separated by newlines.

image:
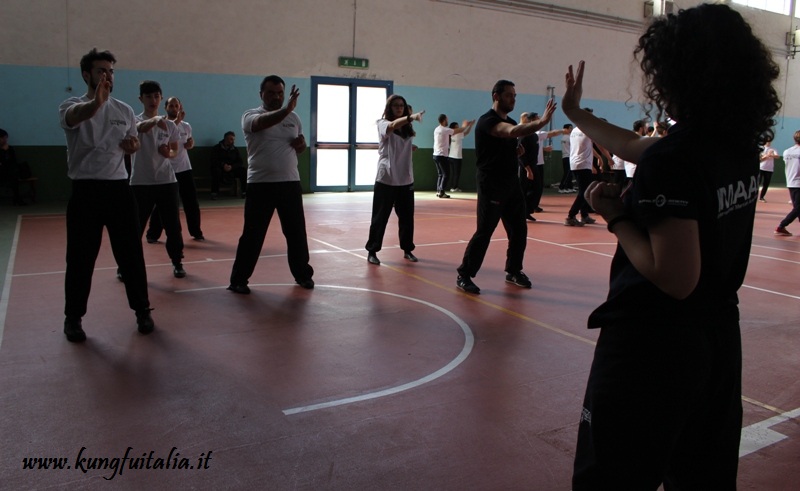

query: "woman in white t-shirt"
xmin=365 ymin=95 xmax=424 ymax=265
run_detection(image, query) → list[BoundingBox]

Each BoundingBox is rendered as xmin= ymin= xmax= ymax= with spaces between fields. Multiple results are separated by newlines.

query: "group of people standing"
xmin=55 ymin=3 xmax=787 ymax=486
xmin=58 ymin=48 xmax=313 ymax=342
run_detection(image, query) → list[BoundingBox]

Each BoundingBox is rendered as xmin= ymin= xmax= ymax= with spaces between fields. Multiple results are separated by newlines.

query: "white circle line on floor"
xmin=174 ymin=284 xmax=475 ymax=416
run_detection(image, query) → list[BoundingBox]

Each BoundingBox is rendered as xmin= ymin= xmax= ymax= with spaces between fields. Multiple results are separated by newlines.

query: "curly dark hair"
xmin=635 ymin=3 xmax=781 ymax=147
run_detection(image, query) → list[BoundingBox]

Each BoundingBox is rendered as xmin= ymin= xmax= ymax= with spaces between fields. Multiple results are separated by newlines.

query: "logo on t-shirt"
xmin=717 ymin=175 xmax=758 ymax=218
xmin=110 ymin=119 xmax=127 ymax=127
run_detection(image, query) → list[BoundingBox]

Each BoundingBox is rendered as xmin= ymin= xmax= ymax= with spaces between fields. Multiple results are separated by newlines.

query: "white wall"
xmin=1 ymin=0 xmax=798 ymax=128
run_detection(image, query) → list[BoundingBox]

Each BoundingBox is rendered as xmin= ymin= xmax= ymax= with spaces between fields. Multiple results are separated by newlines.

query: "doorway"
xmin=310 ymin=77 xmax=393 ymax=192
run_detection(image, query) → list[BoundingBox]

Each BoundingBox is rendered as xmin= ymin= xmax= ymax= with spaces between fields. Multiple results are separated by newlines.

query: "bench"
xmin=193 ymin=176 xmax=240 ymax=198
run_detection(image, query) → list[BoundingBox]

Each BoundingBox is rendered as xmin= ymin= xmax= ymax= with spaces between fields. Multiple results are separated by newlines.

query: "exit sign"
xmin=339 ymin=56 xmax=369 ymax=69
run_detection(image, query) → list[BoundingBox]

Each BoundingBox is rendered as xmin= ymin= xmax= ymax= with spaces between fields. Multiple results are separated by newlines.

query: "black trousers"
xmin=211 ymin=166 xmax=247 ymax=194
xmin=758 ymin=170 xmax=773 ymax=200
xmin=230 ymin=181 xmax=313 ymax=285
xmin=573 ymin=321 xmax=742 ymax=490
xmin=433 ymin=155 xmax=450 ymax=194
xmin=559 ymin=157 xmax=574 ymax=190
xmin=518 ymin=165 xmax=535 ymax=214
xmin=449 ymin=158 xmax=462 ymax=189
xmin=779 ymin=187 xmax=800 ymax=228
xmin=568 ymin=169 xmax=594 ymax=219
xmin=457 ymin=180 xmax=527 ymax=278
xmin=132 ymin=183 xmax=184 ymax=265
xmin=65 ymin=180 xmax=150 ymax=318
xmin=147 ymin=169 xmax=203 ymax=240
xmin=530 ymin=164 xmax=545 ymax=211
xmin=365 ymin=181 xmax=415 ymax=254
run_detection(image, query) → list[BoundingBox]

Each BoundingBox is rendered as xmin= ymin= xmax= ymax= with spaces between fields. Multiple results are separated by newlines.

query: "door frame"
xmin=310 ymin=76 xmax=393 ymax=192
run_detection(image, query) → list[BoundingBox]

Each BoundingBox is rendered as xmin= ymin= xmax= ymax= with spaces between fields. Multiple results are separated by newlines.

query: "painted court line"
xmin=0 ymin=216 xmax=22 ymax=349
xmin=739 ymin=406 xmax=800 ymax=457
xmin=175 ymin=283 xmax=475 ymax=416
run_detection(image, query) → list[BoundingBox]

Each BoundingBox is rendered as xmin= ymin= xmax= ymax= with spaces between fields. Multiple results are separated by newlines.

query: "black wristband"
xmin=606 ymin=215 xmax=632 ymax=233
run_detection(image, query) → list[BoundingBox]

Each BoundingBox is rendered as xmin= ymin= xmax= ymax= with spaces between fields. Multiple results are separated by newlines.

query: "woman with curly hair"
xmin=365 ymin=95 xmax=424 ymax=265
xmin=561 ymin=4 xmax=781 ymax=489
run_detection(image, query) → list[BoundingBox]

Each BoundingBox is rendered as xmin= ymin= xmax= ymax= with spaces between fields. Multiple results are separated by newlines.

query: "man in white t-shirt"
xmin=146 ymin=97 xmax=205 ymax=242
xmin=558 ymin=124 xmax=575 ymax=193
xmin=565 ymin=111 xmax=598 ymax=226
xmin=228 ymin=75 xmax=314 ymax=294
xmin=58 ymin=48 xmax=154 ymax=342
xmin=130 ymin=80 xmax=186 ymax=279
xmin=433 ymin=114 xmax=474 ymax=198
xmin=775 ymin=130 xmax=800 ymax=236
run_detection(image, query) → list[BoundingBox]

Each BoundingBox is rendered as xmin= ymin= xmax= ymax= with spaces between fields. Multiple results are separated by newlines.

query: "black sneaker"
xmin=136 ymin=309 xmax=155 ymax=334
xmin=456 ymin=275 xmax=480 ymax=294
xmin=146 ymin=236 xmax=159 ymax=244
xmin=296 ymin=278 xmax=315 ymax=289
xmin=116 ymin=268 xmax=124 ymax=282
xmin=506 ymin=271 xmax=532 ymax=288
xmin=526 ymin=214 xmax=537 ymax=222
xmin=367 ymin=253 xmax=380 ymax=265
xmin=192 ymin=235 xmax=205 ymax=241
xmin=227 ymin=284 xmax=251 ymax=294
xmin=173 ymin=264 xmax=187 ymax=278
xmin=64 ymin=317 xmax=86 ymax=343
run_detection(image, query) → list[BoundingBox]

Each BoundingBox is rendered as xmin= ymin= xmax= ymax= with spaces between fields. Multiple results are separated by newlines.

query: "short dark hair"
xmin=224 ymin=131 xmax=236 ymax=138
xmin=492 ymin=80 xmax=514 ymax=96
xmin=633 ymin=119 xmax=645 ymax=132
xmin=438 ymin=114 xmax=448 ymax=124
xmin=563 ymin=123 xmax=573 ymax=129
xmin=260 ymin=75 xmax=285 ymax=93
xmin=0 ymin=128 xmax=7 ymax=138
xmin=139 ymin=80 xmax=162 ymax=96
xmin=79 ymin=48 xmax=116 ymax=74
xmin=794 ymin=130 xmax=800 ymax=145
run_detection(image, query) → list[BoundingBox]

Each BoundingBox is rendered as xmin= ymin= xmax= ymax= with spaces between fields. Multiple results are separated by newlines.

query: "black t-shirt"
xmin=475 ymin=109 xmax=519 ymax=193
xmin=518 ymin=132 xmax=539 ymax=168
xmin=588 ymin=123 xmax=759 ymax=328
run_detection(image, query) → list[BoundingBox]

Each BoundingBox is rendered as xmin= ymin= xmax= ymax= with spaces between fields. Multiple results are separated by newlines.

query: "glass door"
xmin=310 ymin=77 xmax=392 ymax=191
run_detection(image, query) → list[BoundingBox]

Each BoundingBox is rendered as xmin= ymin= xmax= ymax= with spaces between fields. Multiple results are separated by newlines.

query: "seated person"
xmin=0 ymin=128 xmax=26 ymax=205
xmin=210 ymin=131 xmax=247 ymax=198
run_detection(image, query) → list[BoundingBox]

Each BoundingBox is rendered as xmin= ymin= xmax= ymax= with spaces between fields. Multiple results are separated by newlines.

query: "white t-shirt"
xmin=569 ymin=126 xmax=593 ymax=171
xmin=448 ymin=133 xmax=464 ymax=159
xmin=561 ymin=133 xmax=571 ymax=157
xmin=169 ymin=120 xmax=193 ymax=174
xmin=59 ymin=95 xmax=137 ymax=180
xmin=783 ymin=144 xmax=800 ymax=188
xmin=433 ymin=125 xmax=454 ymax=157
xmin=130 ymin=114 xmax=179 ymax=185
xmin=242 ymin=106 xmax=303 ymax=183
xmin=760 ymin=145 xmax=776 ymax=172
xmin=612 ymin=154 xmax=637 ymax=178
xmin=535 ymin=131 xmax=548 ymax=166
xmin=375 ymin=119 xmax=414 ymax=186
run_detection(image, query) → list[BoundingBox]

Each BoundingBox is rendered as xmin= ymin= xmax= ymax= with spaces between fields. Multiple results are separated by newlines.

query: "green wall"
xmin=7 ymin=146 xmax=789 ymax=203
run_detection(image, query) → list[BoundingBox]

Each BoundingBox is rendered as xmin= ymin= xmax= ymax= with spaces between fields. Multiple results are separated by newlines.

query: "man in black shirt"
xmin=210 ymin=131 xmax=247 ymax=198
xmin=456 ymin=80 xmax=555 ymax=294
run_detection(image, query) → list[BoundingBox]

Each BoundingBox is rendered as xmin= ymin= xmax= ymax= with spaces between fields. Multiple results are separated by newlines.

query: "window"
xmin=731 ymin=0 xmax=798 ymax=17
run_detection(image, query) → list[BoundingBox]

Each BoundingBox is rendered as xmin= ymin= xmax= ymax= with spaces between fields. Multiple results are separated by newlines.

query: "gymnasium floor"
xmin=0 ymin=190 xmax=798 ymax=490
